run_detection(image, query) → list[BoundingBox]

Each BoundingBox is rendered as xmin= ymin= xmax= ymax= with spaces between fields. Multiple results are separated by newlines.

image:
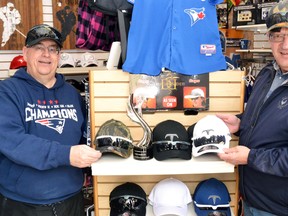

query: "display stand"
xmin=89 ymin=69 xmax=245 ymax=216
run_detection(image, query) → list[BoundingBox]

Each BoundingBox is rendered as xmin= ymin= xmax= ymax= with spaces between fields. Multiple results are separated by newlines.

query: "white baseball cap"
xmin=191 ymin=115 xmax=231 ymax=157
xmin=79 ymin=52 xmax=98 ymax=67
xmin=184 ymin=88 xmax=205 ymax=99
xmin=58 ymin=53 xmax=75 ymax=68
xmin=148 ymin=178 xmax=192 ymax=216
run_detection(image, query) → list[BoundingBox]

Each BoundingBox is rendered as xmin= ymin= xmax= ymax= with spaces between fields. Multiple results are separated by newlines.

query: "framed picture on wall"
xmin=52 ymin=0 xmax=78 ymax=50
xmin=0 ymin=0 xmax=43 ymax=50
xmin=216 ymin=3 xmax=228 ymax=29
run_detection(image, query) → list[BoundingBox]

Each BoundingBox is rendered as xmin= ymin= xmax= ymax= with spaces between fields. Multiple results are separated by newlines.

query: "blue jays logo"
xmin=184 ymin=7 xmax=205 ymax=26
xmin=36 ymin=118 xmax=65 ymax=134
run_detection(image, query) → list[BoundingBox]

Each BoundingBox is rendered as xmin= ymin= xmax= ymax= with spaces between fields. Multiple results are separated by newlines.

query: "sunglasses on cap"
xmin=195 ymin=202 xmax=230 ymax=210
xmin=110 ymin=195 xmax=147 ymax=215
xmin=193 ymin=135 xmax=226 ymax=148
xmin=266 ymin=12 xmax=288 ymax=29
xmin=207 ymin=211 xmax=228 ymax=216
xmin=96 ymin=135 xmax=132 ymax=150
xmin=152 ymin=140 xmax=191 ymax=152
xmin=26 ymin=24 xmax=62 ymax=48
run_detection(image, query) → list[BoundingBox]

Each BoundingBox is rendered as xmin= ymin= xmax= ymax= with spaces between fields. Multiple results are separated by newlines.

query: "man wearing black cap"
xmin=216 ymin=1 xmax=288 ymax=215
xmin=0 ymin=24 xmax=102 ymax=216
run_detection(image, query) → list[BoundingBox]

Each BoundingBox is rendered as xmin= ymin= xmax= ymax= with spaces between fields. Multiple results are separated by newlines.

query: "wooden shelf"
xmin=91 ymin=154 xmax=234 ymax=176
xmin=233 ymin=24 xmax=267 ymax=32
xmin=236 ymin=49 xmax=271 ymax=53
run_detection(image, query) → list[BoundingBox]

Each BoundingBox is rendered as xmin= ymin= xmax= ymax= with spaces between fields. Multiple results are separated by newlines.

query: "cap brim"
xmin=194 ymin=206 xmax=231 ymax=216
xmin=267 ymin=22 xmax=288 ymax=32
xmin=192 ymin=144 xmax=224 ymax=157
xmin=185 ymin=95 xmax=200 ymax=99
xmin=26 ymin=37 xmax=63 ymax=48
xmin=110 ymin=209 xmax=146 ymax=216
xmin=97 ymin=146 xmax=131 ymax=158
xmin=153 ymin=147 xmax=192 ymax=161
xmin=153 ymin=205 xmax=187 ymax=216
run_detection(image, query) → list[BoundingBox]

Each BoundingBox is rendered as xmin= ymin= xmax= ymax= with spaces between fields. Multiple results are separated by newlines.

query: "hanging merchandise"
xmin=76 ymin=0 xmax=119 ymax=51
xmin=123 ymin=0 xmax=227 ymax=76
xmin=87 ymin=0 xmax=133 ymax=16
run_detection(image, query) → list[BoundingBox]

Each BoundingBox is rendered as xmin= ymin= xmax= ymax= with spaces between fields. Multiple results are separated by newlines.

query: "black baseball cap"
xmin=25 ymin=24 xmax=63 ymax=48
xmin=152 ymin=120 xmax=192 ymax=161
xmin=110 ymin=182 xmax=147 ymax=216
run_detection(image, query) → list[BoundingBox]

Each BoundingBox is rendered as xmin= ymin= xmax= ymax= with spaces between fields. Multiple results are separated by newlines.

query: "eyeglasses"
xmin=152 ymin=140 xmax=191 ymax=152
xmin=28 ymin=44 xmax=60 ymax=55
xmin=268 ymin=33 xmax=288 ymax=42
xmin=96 ymin=135 xmax=132 ymax=150
xmin=110 ymin=195 xmax=147 ymax=215
xmin=266 ymin=12 xmax=288 ymax=29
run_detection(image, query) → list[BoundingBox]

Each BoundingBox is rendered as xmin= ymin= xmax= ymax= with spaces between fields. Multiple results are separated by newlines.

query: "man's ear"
xmin=22 ymin=47 xmax=28 ymax=61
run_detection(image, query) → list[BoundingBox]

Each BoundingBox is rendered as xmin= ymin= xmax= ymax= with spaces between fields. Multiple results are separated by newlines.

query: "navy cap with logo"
xmin=25 ymin=24 xmax=63 ymax=48
xmin=152 ymin=120 xmax=192 ymax=161
xmin=110 ymin=182 xmax=147 ymax=216
xmin=193 ymin=178 xmax=231 ymax=216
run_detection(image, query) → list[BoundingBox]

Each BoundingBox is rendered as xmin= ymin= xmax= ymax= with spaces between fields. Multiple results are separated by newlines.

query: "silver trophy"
xmin=127 ymin=93 xmax=153 ymax=160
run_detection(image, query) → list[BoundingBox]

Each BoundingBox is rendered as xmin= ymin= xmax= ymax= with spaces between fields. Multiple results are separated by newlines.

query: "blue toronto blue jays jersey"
xmin=123 ymin=0 xmax=226 ymax=76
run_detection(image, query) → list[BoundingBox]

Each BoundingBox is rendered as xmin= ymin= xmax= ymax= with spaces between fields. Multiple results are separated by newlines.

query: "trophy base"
xmin=133 ymin=146 xmax=153 ymax=160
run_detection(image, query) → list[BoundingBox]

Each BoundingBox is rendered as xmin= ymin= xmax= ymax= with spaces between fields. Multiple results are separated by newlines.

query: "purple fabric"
xmin=76 ymin=0 xmax=119 ymax=51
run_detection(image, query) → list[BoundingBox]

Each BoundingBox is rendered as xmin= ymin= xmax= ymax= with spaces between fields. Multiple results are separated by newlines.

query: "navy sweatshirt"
xmin=0 ymin=68 xmax=85 ymax=204
xmin=238 ymin=63 xmax=288 ymax=215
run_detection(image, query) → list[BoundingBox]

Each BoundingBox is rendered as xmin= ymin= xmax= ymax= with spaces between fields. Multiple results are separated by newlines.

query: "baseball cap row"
xmin=109 ymin=177 xmax=232 ymax=216
xmin=95 ymin=115 xmax=231 ymax=161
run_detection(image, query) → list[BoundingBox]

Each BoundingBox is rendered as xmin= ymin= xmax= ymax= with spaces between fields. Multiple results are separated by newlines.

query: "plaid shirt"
xmin=76 ymin=0 xmax=119 ymax=51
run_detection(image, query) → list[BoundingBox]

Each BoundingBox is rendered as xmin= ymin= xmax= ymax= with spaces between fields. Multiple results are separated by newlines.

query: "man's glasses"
xmin=110 ymin=195 xmax=147 ymax=216
xmin=29 ymin=44 xmax=60 ymax=55
xmin=96 ymin=135 xmax=132 ymax=150
xmin=268 ymin=33 xmax=288 ymax=42
xmin=152 ymin=140 xmax=191 ymax=152
xmin=266 ymin=12 xmax=288 ymax=30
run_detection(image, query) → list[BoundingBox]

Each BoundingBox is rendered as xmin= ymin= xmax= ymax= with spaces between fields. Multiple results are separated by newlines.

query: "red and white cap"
xmin=148 ymin=178 xmax=192 ymax=216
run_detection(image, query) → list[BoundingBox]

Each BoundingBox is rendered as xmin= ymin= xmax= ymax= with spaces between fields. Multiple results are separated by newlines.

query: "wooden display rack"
xmin=89 ymin=69 xmax=245 ymax=216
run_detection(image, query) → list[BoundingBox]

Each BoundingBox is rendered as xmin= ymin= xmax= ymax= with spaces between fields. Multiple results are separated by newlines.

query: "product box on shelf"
xmin=233 ymin=4 xmax=257 ymax=27
xmin=256 ymin=1 xmax=278 ymax=24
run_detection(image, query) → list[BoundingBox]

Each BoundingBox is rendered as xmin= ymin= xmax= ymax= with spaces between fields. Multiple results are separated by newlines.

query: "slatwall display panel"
xmin=0 ymin=0 xmax=43 ymax=50
xmin=89 ymin=69 xmax=245 ymax=216
xmin=52 ymin=0 xmax=78 ymax=49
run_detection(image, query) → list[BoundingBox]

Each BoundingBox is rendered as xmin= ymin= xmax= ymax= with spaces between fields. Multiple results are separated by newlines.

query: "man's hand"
xmin=216 ymin=113 xmax=240 ymax=134
xmin=70 ymin=145 xmax=102 ymax=168
xmin=218 ymin=146 xmax=250 ymax=165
